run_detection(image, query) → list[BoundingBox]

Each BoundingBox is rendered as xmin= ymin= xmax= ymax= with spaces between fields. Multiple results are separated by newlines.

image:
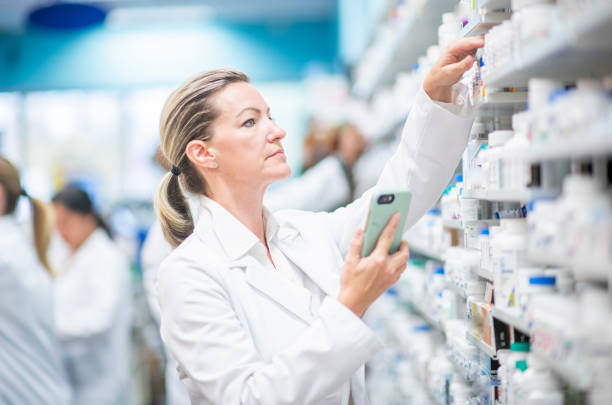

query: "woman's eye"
xmin=243 ymin=118 xmax=255 ymax=127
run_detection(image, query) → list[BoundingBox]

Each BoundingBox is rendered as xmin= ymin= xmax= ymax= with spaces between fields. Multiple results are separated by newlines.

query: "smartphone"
xmin=360 ymin=189 xmax=412 ymax=257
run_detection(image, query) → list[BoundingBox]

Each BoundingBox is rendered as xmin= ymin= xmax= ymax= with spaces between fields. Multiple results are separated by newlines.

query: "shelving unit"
xmin=442 ymin=219 xmax=462 ymax=229
xmin=483 ymin=4 xmax=612 ymax=87
xmin=492 ymin=306 xmax=530 ymax=334
xmin=531 ymin=349 xmax=592 ymax=390
xmin=353 ymin=0 xmax=456 ymax=97
xmin=463 ymin=188 xmax=531 ymax=202
xmin=478 ymin=0 xmax=511 ymax=10
xmin=445 ymin=281 xmax=468 ymax=298
xmin=525 ymin=135 xmax=612 ymax=162
xmin=466 ymin=331 xmax=497 ymax=358
xmin=405 ymin=238 xmax=446 ymax=261
xmin=459 ymin=11 xmax=508 ymax=37
xmin=475 ymin=266 xmax=494 ymax=282
xmin=354 ymin=0 xmax=612 ymax=402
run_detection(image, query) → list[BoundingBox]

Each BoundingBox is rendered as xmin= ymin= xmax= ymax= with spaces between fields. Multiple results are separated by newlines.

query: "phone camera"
xmin=377 ymin=194 xmax=395 ymax=204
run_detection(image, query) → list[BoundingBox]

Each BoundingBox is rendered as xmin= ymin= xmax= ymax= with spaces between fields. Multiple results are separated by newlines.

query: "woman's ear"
xmin=185 ymin=140 xmax=218 ymax=169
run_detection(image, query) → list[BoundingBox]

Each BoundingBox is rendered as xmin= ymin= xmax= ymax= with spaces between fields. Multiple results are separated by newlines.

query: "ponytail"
xmin=0 ymin=157 xmax=53 ymax=275
xmin=154 ymin=172 xmax=193 ymax=248
xmin=27 ymin=195 xmax=54 ymax=275
xmin=157 ymin=68 xmax=249 ymax=247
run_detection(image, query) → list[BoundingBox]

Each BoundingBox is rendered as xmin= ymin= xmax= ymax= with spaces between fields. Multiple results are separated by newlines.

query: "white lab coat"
xmin=156 ymin=87 xmax=475 ymax=405
xmin=52 ymin=228 xmax=132 ymax=405
xmin=0 ymin=215 xmax=71 ymax=405
xmin=264 ymin=155 xmax=351 ymax=212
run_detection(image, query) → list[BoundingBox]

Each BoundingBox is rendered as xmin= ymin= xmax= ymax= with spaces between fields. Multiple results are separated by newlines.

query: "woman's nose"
xmin=267 ymin=121 xmax=286 ymax=142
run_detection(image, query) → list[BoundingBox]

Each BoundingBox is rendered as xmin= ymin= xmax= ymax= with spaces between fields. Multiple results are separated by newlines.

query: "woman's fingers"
xmin=346 ymin=228 xmax=364 ymax=266
xmin=446 ymin=36 xmax=485 ymax=58
xmin=389 ymin=241 xmax=410 ymax=272
xmin=373 ymin=213 xmax=400 ymax=256
xmin=444 ymin=54 xmax=475 ymax=81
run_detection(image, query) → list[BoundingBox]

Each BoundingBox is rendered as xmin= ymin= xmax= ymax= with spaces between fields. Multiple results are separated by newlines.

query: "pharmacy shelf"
xmin=406 ymin=238 xmax=446 ymax=261
xmin=445 ymin=281 xmax=468 ymax=298
xmin=475 ymin=266 xmax=494 ymax=282
xmin=478 ymin=0 xmax=511 ymax=11
xmin=442 ymin=218 xmax=500 ymax=229
xmin=529 ymin=250 xmax=612 ymax=282
xmin=466 ymin=331 xmax=497 ymax=358
xmin=442 ymin=219 xmax=463 ymax=229
xmin=463 ymin=189 xmax=531 ymax=202
xmin=412 ymin=304 xmax=446 ymax=333
xmin=459 ymin=11 xmax=508 ymax=37
xmin=492 ymin=307 xmax=530 ymax=334
xmin=477 ymin=91 xmax=528 ymax=117
xmin=448 ymin=354 xmax=477 ymax=382
xmin=483 ymin=4 xmax=612 ymax=87
xmin=353 ymin=0 xmax=455 ymax=97
xmin=531 ymin=348 xmax=592 ymax=390
xmin=525 ymin=135 xmax=612 ymax=162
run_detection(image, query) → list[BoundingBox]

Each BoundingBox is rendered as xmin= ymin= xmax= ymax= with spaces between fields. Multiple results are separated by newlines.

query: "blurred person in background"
xmin=264 ymin=122 xmax=367 ymax=212
xmin=51 ymin=186 xmax=132 ymax=405
xmin=0 ymin=157 xmax=72 ymax=405
xmin=153 ymin=36 xmax=482 ymax=405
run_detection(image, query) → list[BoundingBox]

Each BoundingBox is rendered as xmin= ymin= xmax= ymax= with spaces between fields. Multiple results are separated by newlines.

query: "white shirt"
xmin=52 ymin=228 xmax=132 ymax=405
xmin=0 ymin=215 xmax=71 ymax=405
xmin=157 ymin=86 xmax=476 ymax=405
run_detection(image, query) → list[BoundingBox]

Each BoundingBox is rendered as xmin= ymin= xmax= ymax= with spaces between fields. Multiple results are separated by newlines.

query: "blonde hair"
xmin=0 ymin=157 xmax=54 ymax=275
xmin=155 ymin=68 xmax=249 ymax=247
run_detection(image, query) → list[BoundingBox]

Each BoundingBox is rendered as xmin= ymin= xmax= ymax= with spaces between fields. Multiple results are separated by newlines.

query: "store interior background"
xmin=1 ymin=0 xmax=611 ymax=404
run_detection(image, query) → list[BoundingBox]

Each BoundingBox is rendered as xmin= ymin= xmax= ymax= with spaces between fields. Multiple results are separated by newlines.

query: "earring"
xmin=211 ymin=162 xmax=218 ymax=168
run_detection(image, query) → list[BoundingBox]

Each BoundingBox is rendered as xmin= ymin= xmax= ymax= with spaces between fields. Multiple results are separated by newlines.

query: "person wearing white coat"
xmin=0 ymin=157 xmax=72 ymax=405
xmin=51 ymin=186 xmax=132 ymax=405
xmin=154 ymin=37 xmax=483 ymax=404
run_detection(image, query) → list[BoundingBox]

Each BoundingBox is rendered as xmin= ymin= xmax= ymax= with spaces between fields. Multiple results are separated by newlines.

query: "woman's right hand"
xmin=337 ymin=213 xmax=410 ymax=317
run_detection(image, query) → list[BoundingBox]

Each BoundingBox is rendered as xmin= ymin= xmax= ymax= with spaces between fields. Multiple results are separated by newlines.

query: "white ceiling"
xmin=0 ymin=0 xmax=337 ymax=32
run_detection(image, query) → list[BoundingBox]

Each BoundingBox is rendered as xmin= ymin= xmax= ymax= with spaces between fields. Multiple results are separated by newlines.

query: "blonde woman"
xmin=0 ymin=157 xmax=71 ymax=405
xmin=155 ymin=37 xmax=483 ymax=404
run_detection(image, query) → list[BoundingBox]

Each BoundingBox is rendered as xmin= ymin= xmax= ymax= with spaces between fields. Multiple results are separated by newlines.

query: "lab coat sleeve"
xmin=158 ymin=257 xmax=382 ymax=405
xmin=323 ymin=85 xmax=476 ymax=257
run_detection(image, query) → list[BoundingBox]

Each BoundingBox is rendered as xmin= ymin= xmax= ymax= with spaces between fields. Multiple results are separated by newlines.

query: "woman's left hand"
xmin=423 ymin=36 xmax=485 ymax=103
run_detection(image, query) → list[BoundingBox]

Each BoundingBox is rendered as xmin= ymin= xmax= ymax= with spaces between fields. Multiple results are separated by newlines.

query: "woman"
xmin=155 ymin=37 xmax=483 ymax=404
xmin=51 ymin=186 xmax=132 ymax=405
xmin=0 ymin=157 xmax=71 ymax=404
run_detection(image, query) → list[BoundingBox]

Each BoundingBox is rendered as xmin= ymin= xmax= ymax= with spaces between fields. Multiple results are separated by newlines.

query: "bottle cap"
xmin=510 ymin=342 xmax=530 ymax=352
xmin=529 ymin=276 xmax=556 ymax=286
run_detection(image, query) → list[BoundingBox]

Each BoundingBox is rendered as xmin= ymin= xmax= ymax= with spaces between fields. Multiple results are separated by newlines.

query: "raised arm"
xmin=324 ymin=37 xmax=484 ymax=256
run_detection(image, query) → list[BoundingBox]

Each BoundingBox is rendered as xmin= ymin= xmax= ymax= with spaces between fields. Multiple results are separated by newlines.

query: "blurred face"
xmin=53 ymin=203 xmax=96 ymax=250
xmin=207 ymin=82 xmax=290 ymax=189
xmin=337 ymin=126 xmax=366 ymax=166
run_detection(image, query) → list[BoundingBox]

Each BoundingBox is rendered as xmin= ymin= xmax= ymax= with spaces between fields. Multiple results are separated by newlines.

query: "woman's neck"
xmin=209 ymin=181 xmax=268 ymax=245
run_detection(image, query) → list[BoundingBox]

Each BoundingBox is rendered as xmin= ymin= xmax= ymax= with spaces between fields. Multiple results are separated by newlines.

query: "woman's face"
xmin=207 ymin=82 xmax=290 ymax=189
xmin=53 ymin=203 xmax=95 ymax=250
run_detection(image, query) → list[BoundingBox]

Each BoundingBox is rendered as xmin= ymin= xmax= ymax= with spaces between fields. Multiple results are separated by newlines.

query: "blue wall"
xmin=0 ymin=20 xmax=337 ymax=91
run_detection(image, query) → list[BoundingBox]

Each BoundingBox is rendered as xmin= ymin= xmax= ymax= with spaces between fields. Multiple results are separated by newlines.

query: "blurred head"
xmin=335 ymin=124 xmax=366 ymax=167
xmin=156 ymin=68 xmax=289 ymax=247
xmin=52 ymin=186 xmax=110 ymax=251
xmin=0 ymin=156 xmax=53 ymax=274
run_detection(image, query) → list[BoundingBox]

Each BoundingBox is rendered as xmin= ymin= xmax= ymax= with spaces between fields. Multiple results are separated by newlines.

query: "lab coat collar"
xmin=198 ymin=197 xmax=260 ymax=262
